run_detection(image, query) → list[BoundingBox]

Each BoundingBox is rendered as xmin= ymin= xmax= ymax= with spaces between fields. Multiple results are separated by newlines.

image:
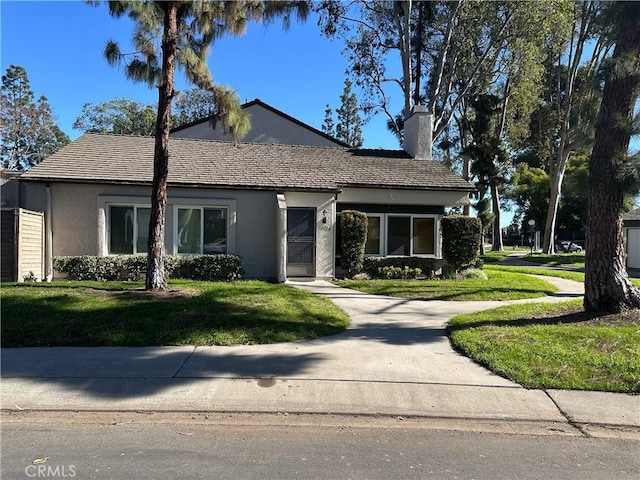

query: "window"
xmin=109 ymin=205 xmax=150 ymax=254
xmin=335 ymin=212 xmax=437 ymax=258
xmin=412 ymin=217 xmax=435 ymax=254
xmin=177 ymin=207 xmax=227 ymax=255
xmin=387 ymin=215 xmax=436 ymax=256
xmin=365 ymin=216 xmax=381 ymax=255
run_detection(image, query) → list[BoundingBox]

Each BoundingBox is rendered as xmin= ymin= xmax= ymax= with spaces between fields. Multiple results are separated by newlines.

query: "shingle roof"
xmin=22 ymin=133 xmax=475 ymax=192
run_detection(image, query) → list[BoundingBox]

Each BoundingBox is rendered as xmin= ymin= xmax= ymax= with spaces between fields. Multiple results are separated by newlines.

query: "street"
xmin=2 ymin=412 xmax=638 ymax=480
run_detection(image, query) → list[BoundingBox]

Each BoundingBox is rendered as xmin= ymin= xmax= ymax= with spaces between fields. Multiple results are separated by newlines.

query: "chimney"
xmin=403 ymin=105 xmax=433 ymax=160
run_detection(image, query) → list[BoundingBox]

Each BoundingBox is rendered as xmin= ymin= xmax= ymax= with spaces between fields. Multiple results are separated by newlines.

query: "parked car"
xmin=560 ymin=241 xmax=583 ymax=253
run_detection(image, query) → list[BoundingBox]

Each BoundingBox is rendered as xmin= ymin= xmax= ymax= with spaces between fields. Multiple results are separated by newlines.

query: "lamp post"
xmin=527 ymin=219 xmax=536 ymax=254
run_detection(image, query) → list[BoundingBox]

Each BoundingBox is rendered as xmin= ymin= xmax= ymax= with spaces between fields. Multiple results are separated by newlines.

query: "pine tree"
xmin=335 ymin=79 xmax=364 ymax=148
xmin=584 ymin=1 xmax=640 ymax=312
xmin=101 ymin=1 xmax=308 ymax=290
xmin=1 ymin=65 xmax=69 ymax=171
xmin=321 ymin=104 xmax=335 ymax=136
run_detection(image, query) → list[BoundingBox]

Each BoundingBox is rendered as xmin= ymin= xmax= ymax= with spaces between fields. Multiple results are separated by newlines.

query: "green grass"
xmin=486 ymin=264 xmax=640 ymax=288
xmin=0 ymin=280 xmax=350 ymax=347
xmin=484 ymin=264 xmax=587 ymax=282
xmin=524 ymin=253 xmax=586 ymax=268
xmin=481 ymin=248 xmax=530 ymax=263
xmin=339 ymin=270 xmax=558 ymax=301
xmin=447 ymin=300 xmax=640 ymax=393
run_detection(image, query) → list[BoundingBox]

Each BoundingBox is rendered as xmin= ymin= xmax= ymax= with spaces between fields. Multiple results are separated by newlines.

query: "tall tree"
xmin=584 ymin=1 xmax=640 ymax=312
xmin=102 ymin=1 xmax=308 ymax=291
xmin=321 ymin=104 xmax=335 ymax=136
xmin=73 ymin=98 xmax=157 ymax=135
xmin=541 ymin=1 xmax=609 ymax=254
xmin=1 ymin=65 xmax=69 ymax=171
xmin=335 ymin=79 xmax=364 ymax=147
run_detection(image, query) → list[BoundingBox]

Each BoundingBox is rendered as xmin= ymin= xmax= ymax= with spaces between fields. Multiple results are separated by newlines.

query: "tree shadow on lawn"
xmin=369 ymin=286 xmax=556 ymax=301
xmin=447 ymin=306 xmax=640 ymax=333
xmin=0 ymin=284 xmax=347 ymax=348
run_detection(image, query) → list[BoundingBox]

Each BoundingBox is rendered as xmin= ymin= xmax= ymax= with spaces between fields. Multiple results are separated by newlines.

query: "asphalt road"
xmin=2 ymin=413 xmax=638 ymax=480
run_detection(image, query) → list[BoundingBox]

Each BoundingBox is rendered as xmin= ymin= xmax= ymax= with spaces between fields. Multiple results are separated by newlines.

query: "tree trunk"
xmin=584 ymin=3 xmax=640 ymax=312
xmin=542 ymin=150 xmax=569 ymax=254
xmin=145 ymin=2 xmax=177 ymax=291
xmin=490 ymin=182 xmax=503 ymax=251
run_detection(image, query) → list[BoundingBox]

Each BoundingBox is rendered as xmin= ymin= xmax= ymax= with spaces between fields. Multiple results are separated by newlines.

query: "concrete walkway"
xmin=1 ymin=271 xmax=638 ymax=437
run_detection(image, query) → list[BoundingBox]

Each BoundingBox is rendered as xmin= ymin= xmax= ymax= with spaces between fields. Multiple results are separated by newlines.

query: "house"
xmin=624 ymin=207 xmax=640 ymax=270
xmin=170 ymin=98 xmax=349 ymax=147
xmin=17 ymin=105 xmax=474 ymax=281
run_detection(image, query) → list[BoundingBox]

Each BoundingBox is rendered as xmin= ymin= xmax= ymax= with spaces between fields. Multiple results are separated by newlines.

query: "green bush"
xmin=172 ymin=254 xmax=244 ymax=281
xmin=378 ymin=266 xmax=422 ymax=280
xmin=363 ymin=257 xmax=442 ymax=279
xmin=340 ymin=210 xmax=368 ymax=277
xmin=53 ymin=255 xmax=243 ymax=282
xmin=441 ymin=215 xmax=482 ymax=274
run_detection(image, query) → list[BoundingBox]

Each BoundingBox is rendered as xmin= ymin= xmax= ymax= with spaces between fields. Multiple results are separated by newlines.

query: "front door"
xmin=287 ymin=208 xmax=315 ymax=277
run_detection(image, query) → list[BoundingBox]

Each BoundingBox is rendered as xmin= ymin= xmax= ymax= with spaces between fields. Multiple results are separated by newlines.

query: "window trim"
xmin=98 ymin=195 xmax=237 ymax=257
xmin=173 ymin=205 xmax=229 ymax=256
xmin=364 ymin=213 xmax=383 ymax=257
xmin=107 ymin=203 xmax=150 ymax=255
xmin=385 ymin=214 xmax=438 ymax=257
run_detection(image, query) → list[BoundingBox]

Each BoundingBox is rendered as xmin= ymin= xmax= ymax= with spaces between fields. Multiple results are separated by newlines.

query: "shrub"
xmin=53 ymin=254 xmax=243 ymax=282
xmin=378 ymin=266 xmax=422 ymax=280
xmin=441 ymin=215 xmax=482 ymax=274
xmin=173 ymin=255 xmax=244 ymax=282
xmin=460 ymin=268 xmax=488 ymax=280
xmin=340 ymin=210 xmax=368 ymax=277
xmin=363 ymin=257 xmax=442 ymax=279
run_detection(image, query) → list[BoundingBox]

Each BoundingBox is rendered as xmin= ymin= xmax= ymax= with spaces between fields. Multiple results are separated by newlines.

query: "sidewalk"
xmin=2 ymin=274 xmax=638 ymax=438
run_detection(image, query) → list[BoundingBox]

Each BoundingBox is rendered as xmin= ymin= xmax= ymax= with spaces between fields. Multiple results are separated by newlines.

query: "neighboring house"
xmin=170 ymin=98 xmax=349 ymax=148
xmin=623 ymin=208 xmax=640 ymax=270
xmin=18 ymin=106 xmax=474 ymax=281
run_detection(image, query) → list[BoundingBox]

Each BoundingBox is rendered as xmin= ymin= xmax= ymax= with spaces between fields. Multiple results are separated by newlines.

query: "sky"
xmin=0 ymin=0 xmax=401 ymax=149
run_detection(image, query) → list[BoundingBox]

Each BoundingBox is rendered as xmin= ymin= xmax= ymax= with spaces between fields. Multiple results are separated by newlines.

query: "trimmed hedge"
xmin=363 ymin=257 xmax=442 ymax=279
xmin=53 ymin=254 xmax=244 ymax=282
xmin=441 ymin=215 xmax=482 ymax=274
xmin=340 ymin=210 xmax=368 ymax=277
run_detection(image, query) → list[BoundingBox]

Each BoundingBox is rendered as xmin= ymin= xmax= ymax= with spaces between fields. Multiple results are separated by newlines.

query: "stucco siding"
xmin=22 ymin=182 xmax=279 ymax=279
xmin=171 ymin=103 xmax=342 ymax=147
xmin=338 ymin=187 xmax=470 ymax=207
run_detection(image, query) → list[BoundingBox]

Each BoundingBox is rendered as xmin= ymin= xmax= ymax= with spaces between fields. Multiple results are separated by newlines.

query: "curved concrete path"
xmin=2 ymin=273 xmax=638 ymax=435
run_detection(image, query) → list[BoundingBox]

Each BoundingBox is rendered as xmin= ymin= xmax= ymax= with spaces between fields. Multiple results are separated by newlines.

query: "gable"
xmin=170 ymin=99 xmax=348 ymax=148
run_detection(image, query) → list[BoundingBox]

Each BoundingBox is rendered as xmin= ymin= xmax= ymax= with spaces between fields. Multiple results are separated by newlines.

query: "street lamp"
xmin=527 ymin=219 xmax=536 ymax=254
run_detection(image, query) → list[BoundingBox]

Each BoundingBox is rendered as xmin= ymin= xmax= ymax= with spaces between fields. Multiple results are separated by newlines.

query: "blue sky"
xmin=1 ymin=1 xmax=400 ymax=149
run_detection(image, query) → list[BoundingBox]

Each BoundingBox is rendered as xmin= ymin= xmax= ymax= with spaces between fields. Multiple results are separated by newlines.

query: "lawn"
xmin=484 ymin=264 xmax=587 ymax=282
xmin=524 ymin=252 xmax=586 ymax=268
xmin=481 ymin=248 xmax=530 ymax=263
xmin=0 ymin=280 xmax=350 ymax=347
xmin=447 ymin=300 xmax=640 ymax=393
xmin=338 ymin=269 xmax=558 ymax=301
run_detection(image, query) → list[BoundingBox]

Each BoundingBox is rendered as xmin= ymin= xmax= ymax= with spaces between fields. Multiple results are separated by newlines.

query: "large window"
xmin=336 ymin=212 xmax=437 ymax=258
xmin=109 ymin=205 xmax=150 ymax=254
xmin=177 ymin=207 xmax=227 ymax=255
xmin=386 ymin=215 xmax=435 ymax=256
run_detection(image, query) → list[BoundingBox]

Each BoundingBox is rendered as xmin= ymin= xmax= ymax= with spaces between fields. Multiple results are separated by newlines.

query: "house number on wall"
xmin=319 ymin=226 xmax=331 ymax=232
